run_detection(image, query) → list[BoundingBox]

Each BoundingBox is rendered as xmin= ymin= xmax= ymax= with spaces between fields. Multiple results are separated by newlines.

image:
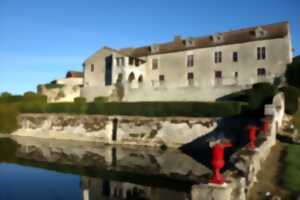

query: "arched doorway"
xmin=128 ymin=72 xmax=135 ymax=82
xmin=138 ymin=75 xmax=143 ymax=83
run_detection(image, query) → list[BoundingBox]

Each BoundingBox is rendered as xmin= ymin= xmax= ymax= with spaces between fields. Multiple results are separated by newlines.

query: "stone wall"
xmin=12 ymin=114 xmax=217 ymax=148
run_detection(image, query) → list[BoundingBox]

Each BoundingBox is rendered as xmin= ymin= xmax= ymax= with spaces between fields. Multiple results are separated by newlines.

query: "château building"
xmin=81 ymin=21 xmax=293 ymax=102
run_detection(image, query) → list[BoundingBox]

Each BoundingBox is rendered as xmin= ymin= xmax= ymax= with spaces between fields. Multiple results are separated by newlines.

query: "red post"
xmin=247 ymin=126 xmax=258 ymax=150
xmin=209 ymin=143 xmax=232 ymax=185
xmin=262 ymin=119 xmax=270 ymax=138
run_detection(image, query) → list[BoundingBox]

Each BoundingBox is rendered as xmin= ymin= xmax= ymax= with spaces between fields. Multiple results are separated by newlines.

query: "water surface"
xmin=0 ymin=137 xmax=211 ymax=200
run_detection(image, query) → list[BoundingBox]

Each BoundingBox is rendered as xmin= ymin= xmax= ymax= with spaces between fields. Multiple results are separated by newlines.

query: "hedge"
xmin=88 ymin=101 xmax=241 ymax=117
xmin=15 ymin=101 xmax=242 ymax=117
xmin=94 ymin=96 xmax=108 ymax=103
xmin=0 ymin=104 xmax=19 ymax=133
xmin=280 ymin=86 xmax=300 ymax=115
xmin=0 ymin=94 xmax=47 ymax=104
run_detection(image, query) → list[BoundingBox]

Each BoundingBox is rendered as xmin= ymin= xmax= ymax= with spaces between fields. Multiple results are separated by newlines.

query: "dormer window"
xmin=211 ymin=33 xmax=224 ymax=43
xmin=184 ymin=38 xmax=195 ymax=48
xmin=150 ymin=44 xmax=159 ymax=53
xmin=254 ymin=27 xmax=267 ymax=38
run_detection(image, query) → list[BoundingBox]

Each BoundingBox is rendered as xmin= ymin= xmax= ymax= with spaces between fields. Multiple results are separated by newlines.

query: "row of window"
xmin=148 ymin=68 xmax=266 ymax=86
xmin=152 ymin=47 xmax=267 ymax=69
xmin=88 ymin=47 xmax=267 ymax=72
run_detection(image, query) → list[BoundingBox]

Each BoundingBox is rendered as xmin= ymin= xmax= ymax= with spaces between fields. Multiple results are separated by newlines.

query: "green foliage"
xmin=248 ymin=82 xmax=277 ymax=111
xmin=0 ymin=95 xmax=23 ymax=104
xmin=283 ymin=144 xmax=300 ymax=193
xmin=280 ymin=86 xmax=300 ymax=115
xmin=74 ymin=97 xmax=87 ymax=104
xmin=0 ymin=92 xmax=12 ymax=97
xmin=94 ymin=96 xmax=108 ymax=104
xmin=0 ymin=105 xmax=19 ymax=133
xmin=74 ymin=97 xmax=88 ymax=114
xmin=285 ymin=61 xmax=300 ymax=89
xmin=86 ymin=101 xmax=241 ymax=117
xmin=45 ymin=103 xmax=78 ymax=113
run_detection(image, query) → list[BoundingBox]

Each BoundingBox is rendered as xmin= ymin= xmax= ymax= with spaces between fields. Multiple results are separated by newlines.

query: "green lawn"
xmin=292 ymin=109 xmax=300 ymax=133
xmin=282 ymin=144 xmax=300 ymax=194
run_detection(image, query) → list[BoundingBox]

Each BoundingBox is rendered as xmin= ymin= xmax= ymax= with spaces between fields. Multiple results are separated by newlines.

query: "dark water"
xmin=0 ymin=137 xmax=212 ymax=200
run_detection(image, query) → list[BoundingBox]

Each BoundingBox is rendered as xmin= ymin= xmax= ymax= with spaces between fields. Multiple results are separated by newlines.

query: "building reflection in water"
xmin=80 ymin=176 xmax=190 ymax=200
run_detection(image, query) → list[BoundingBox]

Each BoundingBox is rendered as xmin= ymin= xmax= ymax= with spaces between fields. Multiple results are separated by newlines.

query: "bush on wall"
xmin=280 ymin=86 xmax=300 ymax=115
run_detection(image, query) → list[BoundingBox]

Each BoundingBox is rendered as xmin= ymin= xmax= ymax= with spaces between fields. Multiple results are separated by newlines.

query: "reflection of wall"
xmin=80 ymin=176 xmax=190 ymax=200
xmin=12 ymin=136 xmax=211 ymax=180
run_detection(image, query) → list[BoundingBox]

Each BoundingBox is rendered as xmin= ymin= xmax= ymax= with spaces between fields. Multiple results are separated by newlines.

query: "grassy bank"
xmin=292 ymin=108 xmax=300 ymax=133
xmin=282 ymin=144 xmax=300 ymax=194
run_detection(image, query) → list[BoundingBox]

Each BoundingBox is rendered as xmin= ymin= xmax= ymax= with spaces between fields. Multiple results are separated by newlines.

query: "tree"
xmin=0 ymin=92 xmax=12 ymax=97
xmin=285 ymin=60 xmax=300 ymax=89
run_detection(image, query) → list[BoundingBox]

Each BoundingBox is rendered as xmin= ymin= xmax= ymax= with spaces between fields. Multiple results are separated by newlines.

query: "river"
xmin=0 ymin=136 xmax=213 ymax=200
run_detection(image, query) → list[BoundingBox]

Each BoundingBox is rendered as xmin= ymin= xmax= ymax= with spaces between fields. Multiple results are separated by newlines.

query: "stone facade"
xmin=38 ymin=71 xmax=83 ymax=102
xmin=81 ymin=22 xmax=292 ymax=102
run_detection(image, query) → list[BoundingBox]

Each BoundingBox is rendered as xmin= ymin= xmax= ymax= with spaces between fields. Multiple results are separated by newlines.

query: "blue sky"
xmin=0 ymin=0 xmax=299 ymax=94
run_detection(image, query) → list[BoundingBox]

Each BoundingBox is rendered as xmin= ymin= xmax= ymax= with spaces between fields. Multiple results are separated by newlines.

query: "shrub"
xmin=22 ymin=92 xmax=47 ymax=103
xmin=280 ymin=86 xmax=300 ymax=115
xmin=285 ymin=61 xmax=300 ymax=89
xmin=0 ymin=95 xmax=23 ymax=104
xmin=74 ymin=97 xmax=87 ymax=104
xmin=0 ymin=105 xmax=19 ymax=133
xmin=74 ymin=97 xmax=87 ymax=114
xmin=0 ymin=92 xmax=12 ymax=97
xmin=94 ymin=96 xmax=108 ymax=104
xmin=248 ymin=82 xmax=277 ymax=111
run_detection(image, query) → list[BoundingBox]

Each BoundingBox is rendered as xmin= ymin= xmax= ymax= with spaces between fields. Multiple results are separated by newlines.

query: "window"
xmin=262 ymin=47 xmax=266 ymax=59
xmin=257 ymin=47 xmax=266 ymax=60
xmin=233 ymin=52 xmax=238 ymax=62
xmin=187 ymin=55 xmax=194 ymax=67
xmin=91 ymin=64 xmax=94 ymax=72
xmin=129 ymin=57 xmax=134 ymax=65
xmin=214 ymin=51 xmax=222 ymax=63
xmin=215 ymin=71 xmax=222 ymax=79
xmin=257 ymin=68 xmax=266 ymax=76
xmin=234 ymin=72 xmax=238 ymax=78
xmin=159 ymin=75 xmax=165 ymax=86
xmin=116 ymin=57 xmax=125 ymax=66
xmin=152 ymin=58 xmax=158 ymax=69
xmin=187 ymin=72 xmax=194 ymax=86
